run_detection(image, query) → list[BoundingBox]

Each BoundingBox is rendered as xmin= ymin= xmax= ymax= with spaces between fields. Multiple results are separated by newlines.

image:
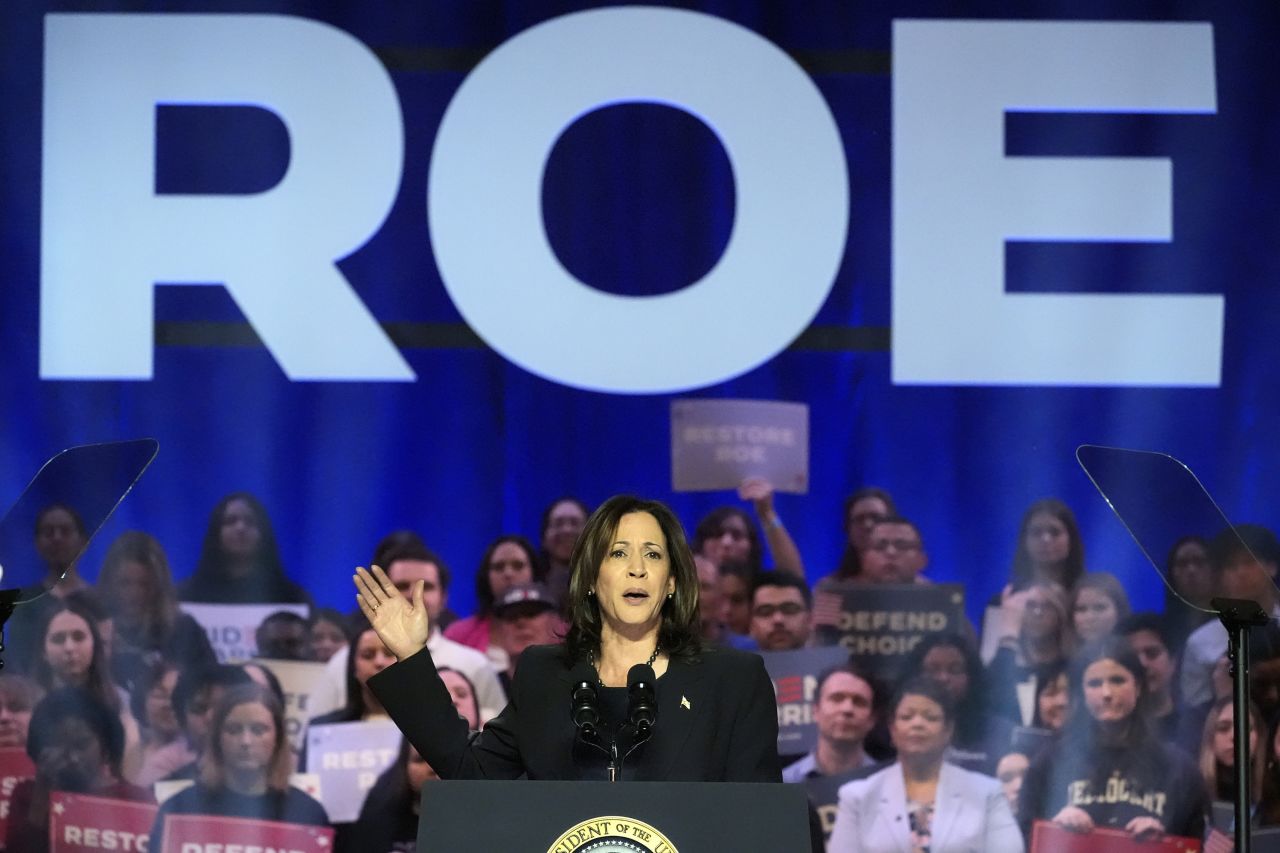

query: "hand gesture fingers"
xmin=354 ymin=565 xmax=430 ymax=660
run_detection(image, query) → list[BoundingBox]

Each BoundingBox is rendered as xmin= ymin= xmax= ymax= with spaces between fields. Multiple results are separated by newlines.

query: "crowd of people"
xmin=4 ymin=482 xmax=1280 ymax=852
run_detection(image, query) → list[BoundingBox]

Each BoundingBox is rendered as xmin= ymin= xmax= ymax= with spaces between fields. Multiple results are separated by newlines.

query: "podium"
xmin=417 ymin=780 xmax=811 ymax=852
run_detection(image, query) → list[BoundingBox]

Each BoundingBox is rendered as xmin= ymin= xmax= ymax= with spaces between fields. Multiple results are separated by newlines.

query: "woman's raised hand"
xmin=354 ymin=565 xmax=430 ymax=661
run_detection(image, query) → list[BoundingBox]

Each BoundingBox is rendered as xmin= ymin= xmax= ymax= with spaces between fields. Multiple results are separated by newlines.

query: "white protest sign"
xmin=179 ymin=602 xmax=309 ymax=662
xmin=670 ymin=399 xmax=809 ymax=493
xmin=305 ymin=719 xmax=402 ymax=823
xmin=252 ymin=658 xmax=329 ymax=756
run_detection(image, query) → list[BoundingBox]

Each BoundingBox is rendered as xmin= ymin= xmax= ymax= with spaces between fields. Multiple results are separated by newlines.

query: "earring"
xmin=667 ymin=593 xmax=673 ymax=599
xmin=588 ymin=589 xmax=595 ymax=596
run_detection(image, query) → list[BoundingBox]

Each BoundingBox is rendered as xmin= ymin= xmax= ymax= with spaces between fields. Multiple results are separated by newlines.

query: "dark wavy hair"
xmin=835 ymin=487 xmax=897 ymax=579
xmin=1064 ymin=637 xmax=1162 ymax=772
xmin=692 ymin=506 xmax=763 ymax=574
xmin=563 ymin=495 xmax=702 ymax=662
xmin=27 ymin=687 xmax=125 ymax=777
xmin=1010 ymin=498 xmax=1085 ymax=590
xmin=31 ymin=596 xmax=120 ymax=715
xmin=186 ymin=492 xmax=290 ymax=596
xmin=900 ymin=632 xmax=986 ymax=743
xmin=474 ymin=534 xmax=543 ymax=618
xmin=1064 ymin=637 xmax=1172 ymax=788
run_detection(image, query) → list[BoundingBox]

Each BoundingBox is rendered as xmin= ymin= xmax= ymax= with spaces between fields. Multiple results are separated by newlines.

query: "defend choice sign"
xmin=670 ymin=399 xmax=808 ymax=493
xmin=49 ymin=792 xmax=157 ymax=853
xmin=156 ymin=814 xmax=334 ymax=853
xmin=812 ymin=583 xmax=965 ymax=677
xmin=758 ymin=646 xmax=850 ymax=756
xmin=305 ymin=718 xmax=401 ymax=823
xmin=179 ymin=603 xmax=309 ymax=662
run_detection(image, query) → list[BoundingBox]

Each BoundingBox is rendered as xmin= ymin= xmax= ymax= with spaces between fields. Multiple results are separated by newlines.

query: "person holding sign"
xmin=356 ymin=495 xmax=780 ymax=782
xmin=346 ymin=739 xmax=439 ymax=853
xmin=150 ymin=683 xmax=329 ymax=839
xmin=1018 ymin=638 xmax=1207 ymax=844
xmin=828 ymin=678 xmax=1021 ymax=852
xmin=6 ymin=687 xmax=153 ymax=852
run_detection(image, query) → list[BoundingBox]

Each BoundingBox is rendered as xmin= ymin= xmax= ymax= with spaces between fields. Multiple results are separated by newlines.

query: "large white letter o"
xmin=429 ymin=7 xmax=848 ymax=393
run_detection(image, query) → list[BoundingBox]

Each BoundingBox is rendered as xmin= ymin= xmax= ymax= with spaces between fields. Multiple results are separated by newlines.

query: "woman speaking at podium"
xmin=353 ymin=495 xmax=780 ymax=782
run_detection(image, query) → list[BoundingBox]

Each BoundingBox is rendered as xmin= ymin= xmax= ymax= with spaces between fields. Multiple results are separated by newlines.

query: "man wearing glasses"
xmin=859 ymin=516 xmax=930 ymax=585
xmin=749 ymin=573 xmax=814 ymax=651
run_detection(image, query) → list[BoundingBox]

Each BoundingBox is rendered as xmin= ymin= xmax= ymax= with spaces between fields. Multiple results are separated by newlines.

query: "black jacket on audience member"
xmin=1017 ymin=737 xmax=1207 ymax=841
xmin=369 ymin=643 xmax=780 ymax=782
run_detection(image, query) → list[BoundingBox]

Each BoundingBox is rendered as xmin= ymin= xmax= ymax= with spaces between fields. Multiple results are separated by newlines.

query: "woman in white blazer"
xmin=829 ymin=678 xmax=1024 ymax=852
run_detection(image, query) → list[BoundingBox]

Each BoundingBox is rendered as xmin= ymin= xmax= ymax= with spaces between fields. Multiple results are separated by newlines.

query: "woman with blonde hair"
xmin=97 ymin=531 xmax=216 ymax=688
xmin=150 ymin=683 xmax=328 ymax=836
xmin=1199 ymin=695 xmax=1266 ymax=806
xmin=987 ymin=582 xmax=1074 ymax=724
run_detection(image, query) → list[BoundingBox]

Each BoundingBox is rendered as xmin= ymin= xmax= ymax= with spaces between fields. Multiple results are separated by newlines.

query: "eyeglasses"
xmin=867 ymin=539 xmax=920 ymax=554
xmin=753 ymin=603 xmax=806 ymax=618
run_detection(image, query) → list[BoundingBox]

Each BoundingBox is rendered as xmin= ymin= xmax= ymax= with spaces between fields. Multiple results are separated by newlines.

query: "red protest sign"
xmin=0 ymin=747 xmax=36 ymax=846
xmin=157 ymin=813 xmax=334 ymax=853
xmin=48 ymin=792 xmax=157 ymax=853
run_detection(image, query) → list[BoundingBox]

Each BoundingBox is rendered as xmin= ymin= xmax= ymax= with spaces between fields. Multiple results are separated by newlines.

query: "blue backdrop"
xmin=3 ymin=1 xmax=1277 ymax=622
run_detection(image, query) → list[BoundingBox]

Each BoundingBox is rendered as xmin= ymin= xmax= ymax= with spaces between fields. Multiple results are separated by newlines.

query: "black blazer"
xmin=368 ymin=643 xmax=781 ymax=783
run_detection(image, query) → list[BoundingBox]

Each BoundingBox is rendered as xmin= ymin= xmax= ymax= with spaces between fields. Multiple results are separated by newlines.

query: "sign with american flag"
xmin=811 ymin=582 xmax=965 ymax=678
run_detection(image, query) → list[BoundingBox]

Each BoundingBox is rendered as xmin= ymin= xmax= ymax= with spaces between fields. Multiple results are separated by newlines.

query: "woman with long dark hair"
xmin=179 ymin=492 xmax=311 ymax=605
xmin=356 ymin=494 xmax=779 ymax=781
xmin=306 ymin=616 xmax=395 ymax=729
xmin=818 ymin=487 xmax=897 ymax=588
xmin=31 ymin=596 xmax=142 ymax=779
xmin=1018 ymin=637 xmax=1207 ymax=842
xmin=1008 ymin=499 xmax=1086 ymax=593
xmin=443 ymin=534 xmax=541 ymax=657
xmin=987 ymin=582 xmax=1075 ymax=725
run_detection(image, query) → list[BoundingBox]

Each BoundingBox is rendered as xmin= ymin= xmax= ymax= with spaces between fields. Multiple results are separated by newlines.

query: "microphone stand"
xmin=1212 ymin=597 xmax=1269 ymax=853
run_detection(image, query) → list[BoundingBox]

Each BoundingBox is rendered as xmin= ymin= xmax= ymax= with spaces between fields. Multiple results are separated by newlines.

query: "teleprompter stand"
xmin=1213 ymin=597 xmax=1271 ymax=853
xmin=0 ymin=440 xmax=157 ymax=670
xmin=416 ymin=780 xmax=810 ymax=852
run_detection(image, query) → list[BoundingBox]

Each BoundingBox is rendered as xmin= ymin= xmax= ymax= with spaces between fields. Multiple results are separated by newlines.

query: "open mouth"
xmin=623 ymin=590 xmax=650 ymax=602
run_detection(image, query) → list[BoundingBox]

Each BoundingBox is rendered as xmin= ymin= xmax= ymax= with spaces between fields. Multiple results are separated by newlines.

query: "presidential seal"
xmin=547 ymin=815 xmax=677 ymax=853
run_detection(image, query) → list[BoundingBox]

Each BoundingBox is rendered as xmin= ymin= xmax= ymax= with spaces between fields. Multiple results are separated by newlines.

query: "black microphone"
xmin=626 ymin=663 xmax=658 ymax=735
xmin=569 ymin=662 xmax=601 ymax=740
